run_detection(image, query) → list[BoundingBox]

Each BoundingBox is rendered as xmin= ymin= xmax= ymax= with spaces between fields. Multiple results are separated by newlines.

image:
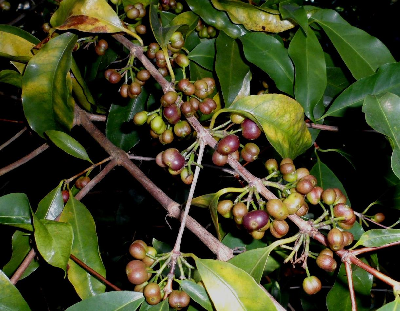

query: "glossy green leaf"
xmin=188 ymin=39 xmax=215 ymax=71
xmin=311 ymin=9 xmax=395 ymax=80
xmin=337 ymin=260 xmax=373 ymax=295
xmin=185 ymin=0 xmax=247 ymax=39
xmin=2 ymin=230 xmax=39 ymax=279
xmin=0 ymin=52 xmax=31 ymax=63
xmin=211 ymin=0 xmax=295 ymax=33
xmin=326 ymin=279 xmax=370 ymax=311
xmin=191 ymin=193 xmax=215 ymax=208
xmin=0 ymin=193 xmax=32 ymax=231
xmin=86 ymin=47 xmax=118 ymax=81
xmin=216 ymin=94 xmax=312 ymax=159
xmin=170 ymin=11 xmax=199 ymax=36
xmin=363 ymin=93 xmax=400 ymax=179
xmin=323 ymin=66 xmax=351 ymax=107
xmin=185 ymin=31 xmax=201 ymax=51
xmin=46 ymin=130 xmax=92 ymax=162
xmin=150 ymin=4 xmax=182 ymax=49
xmin=0 ymin=70 xmax=22 ymax=88
xmin=289 ymin=27 xmax=326 ymax=121
xmin=71 ymin=58 xmax=95 ymax=110
xmin=50 ymin=0 xmax=139 ymax=41
xmin=35 ymin=182 xmax=65 ymax=220
xmin=0 ymin=270 xmax=31 ymax=311
xmin=215 ymin=32 xmax=250 ymax=107
xmin=66 ymin=291 xmax=144 ymax=311
xmin=0 ymin=25 xmax=38 ymax=73
xmin=346 ymin=221 xmax=364 ymax=241
xmin=160 ymin=11 xmax=176 ymax=26
xmin=240 ymin=32 xmax=294 ymax=96
xmin=106 ymin=86 xmax=149 ymax=151
xmin=189 ymin=61 xmax=213 ymax=81
xmin=353 ymin=229 xmax=400 ymax=248
xmin=279 ymin=3 xmax=308 ymax=35
xmin=179 ymin=280 xmax=213 ymax=311
xmin=323 ymin=62 xmax=400 ymax=118
xmin=377 ymin=298 xmax=400 ymax=311
xmin=22 ymin=32 xmax=77 ymax=137
xmin=139 ymin=299 xmax=169 ymax=311
xmin=59 ymin=195 xmax=106 ymax=299
xmin=310 ymin=159 xmax=351 ymax=204
xmin=33 ymin=216 xmax=73 ymax=272
xmin=196 ymin=259 xmax=277 ymax=310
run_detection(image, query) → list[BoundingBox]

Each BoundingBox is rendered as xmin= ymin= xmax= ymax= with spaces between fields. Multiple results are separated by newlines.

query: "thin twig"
xmin=352 ymin=241 xmax=400 ymax=256
xmin=10 ymin=249 xmax=36 ymax=285
xmin=86 ymin=113 xmax=107 ymax=122
xmin=65 ymin=156 xmax=113 ymax=184
xmin=0 ymin=127 xmax=27 ymax=151
xmin=345 ymin=261 xmax=357 ymax=311
xmin=0 ymin=143 xmax=49 ymax=176
xmin=128 ymin=155 xmax=156 ymax=161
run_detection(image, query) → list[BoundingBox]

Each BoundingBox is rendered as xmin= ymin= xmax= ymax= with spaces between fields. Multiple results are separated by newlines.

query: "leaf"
xmin=0 ymin=193 xmax=32 ymax=231
xmin=288 ymin=27 xmax=326 ymax=121
xmin=2 ymin=231 xmax=39 ymax=280
xmin=170 ymin=11 xmax=199 ymax=36
xmin=191 ymin=193 xmax=216 ymax=208
xmin=323 ymin=66 xmax=351 ymax=107
xmin=323 ymin=62 xmax=400 ymax=118
xmin=50 ymin=0 xmax=139 ymax=41
xmin=326 ymin=279 xmax=370 ymax=311
xmin=240 ymin=32 xmax=294 ymax=96
xmin=0 ymin=70 xmax=22 ymax=88
xmin=337 ymin=260 xmax=373 ymax=295
xmin=160 ymin=11 xmax=176 ymax=26
xmin=311 ymin=9 xmax=395 ymax=80
xmin=310 ymin=159 xmax=351 ymax=204
xmin=211 ymin=0 xmax=295 ymax=33
xmin=178 ymin=280 xmax=213 ymax=311
xmin=377 ymin=298 xmax=400 ymax=311
xmin=185 ymin=0 xmax=247 ymax=39
xmin=188 ymin=39 xmax=216 ymax=71
xmin=33 ymin=216 xmax=73 ymax=272
xmin=59 ymin=195 xmax=106 ymax=299
xmin=346 ymin=221 xmax=364 ymax=241
xmin=0 ymin=25 xmax=39 ymax=73
xmin=279 ymin=3 xmax=308 ymax=35
xmin=215 ymin=32 xmax=250 ymax=107
xmin=66 ymin=291 xmax=144 ymax=311
xmin=46 ymin=130 xmax=92 ymax=162
xmin=106 ymin=87 xmax=149 ymax=151
xmin=195 ymin=259 xmax=277 ymax=310
xmin=216 ymin=94 xmax=312 ymax=159
xmin=0 ymin=270 xmax=31 ymax=311
xmin=35 ymin=181 xmax=65 ymax=220
xmin=71 ymin=58 xmax=95 ymax=110
xmin=22 ymin=32 xmax=77 ymax=137
xmin=353 ymin=229 xmax=400 ymax=248
xmin=362 ymin=93 xmax=400 ymax=179
xmin=189 ymin=61 xmax=213 ymax=82
xmin=86 ymin=47 xmax=119 ymax=81
xmin=139 ymin=299 xmax=169 ymax=311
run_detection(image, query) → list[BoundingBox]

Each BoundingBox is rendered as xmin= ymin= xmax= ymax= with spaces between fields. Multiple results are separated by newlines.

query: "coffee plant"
xmin=1 ymin=0 xmax=400 ymax=310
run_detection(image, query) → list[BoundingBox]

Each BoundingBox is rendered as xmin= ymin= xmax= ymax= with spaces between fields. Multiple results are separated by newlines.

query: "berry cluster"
xmin=195 ymin=19 xmax=217 ymax=39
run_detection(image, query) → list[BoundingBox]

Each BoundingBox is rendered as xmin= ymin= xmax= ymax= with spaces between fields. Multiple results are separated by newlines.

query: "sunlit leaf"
xmin=353 ymin=229 xmax=400 ymax=248
xmin=22 ymin=32 xmax=77 ymax=137
xmin=196 ymin=259 xmax=277 ymax=310
xmin=0 ymin=270 xmax=31 ymax=311
xmin=35 ymin=181 xmax=65 ymax=221
xmin=311 ymin=9 xmax=395 ymax=80
xmin=178 ymin=280 xmax=213 ymax=311
xmin=0 ymin=70 xmax=22 ymax=88
xmin=377 ymin=298 xmax=400 ymax=311
xmin=0 ymin=193 xmax=32 ymax=231
xmin=337 ymin=260 xmax=373 ymax=295
xmin=191 ymin=193 xmax=216 ymax=208
xmin=170 ymin=11 xmax=199 ymax=36
xmin=363 ymin=93 xmax=400 ymax=179
xmin=59 ymin=195 xmax=106 ymax=299
xmin=46 ymin=130 xmax=92 ymax=162
xmin=66 ymin=291 xmax=144 ymax=311
xmin=289 ymin=27 xmax=326 ymax=121
xmin=211 ymin=0 xmax=295 ymax=33
xmin=188 ymin=39 xmax=215 ymax=71
xmin=240 ymin=32 xmax=294 ymax=96
xmin=185 ymin=0 xmax=247 ymax=39
xmin=279 ymin=3 xmax=308 ymax=34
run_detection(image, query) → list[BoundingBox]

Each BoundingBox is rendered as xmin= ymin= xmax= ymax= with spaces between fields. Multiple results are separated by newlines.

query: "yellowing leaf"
xmin=211 ymin=0 xmax=295 ymax=33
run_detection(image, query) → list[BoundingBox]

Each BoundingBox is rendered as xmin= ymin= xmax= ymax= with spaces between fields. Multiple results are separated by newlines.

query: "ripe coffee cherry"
xmin=178 ymin=79 xmax=195 ymax=96
xmin=333 ymin=188 xmax=347 ymax=204
xmin=160 ymin=129 xmax=174 ymax=144
xmin=231 ymin=113 xmax=245 ymax=124
xmin=135 ymin=3 xmax=146 ymax=18
xmin=280 ymin=158 xmax=293 ymax=166
xmin=136 ymin=69 xmax=151 ymax=82
xmin=243 ymin=210 xmax=269 ymax=231
xmin=203 ymin=78 xmax=216 ymax=94
xmin=342 ymin=231 xmax=354 ymax=246
xmin=129 ymin=241 xmax=148 ymax=260
xmin=266 ymin=199 xmax=288 ymax=220
xmin=133 ymin=111 xmax=148 ymax=125
xmin=217 ymin=135 xmax=240 ymax=155
xmin=270 ymin=220 xmax=289 ymax=238
xmin=283 ymin=193 xmax=304 ymax=214
xmin=217 ymin=200 xmax=233 ymax=218
xmin=142 ymin=246 xmax=157 ymax=267
xmin=75 ymin=176 xmax=90 ymax=189
xmin=231 ymin=150 xmax=240 ymax=161
xmin=174 ymin=120 xmax=191 ymax=137
xmin=241 ymin=119 xmax=261 ymax=140
xmin=180 ymin=101 xmax=195 ymax=117
xmin=128 ymin=82 xmax=142 ymax=98
xmin=333 ymin=204 xmax=354 ymax=221
xmin=327 ymin=228 xmax=344 ymax=251
xmin=127 ymin=7 xmax=140 ymax=19
xmin=212 ymin=151 xmax=228 ymax=166
xmin=280 ymin=163 xmax=295 ymax=175
xmin=163 ymin=105 xmax=181 ymax=124
xmin=161 ymin=91 xmax=178 ymax=107
xmin=296 ymin=168 xmax=310 ymax=180
xmin=199 ymin=98 xmax=217 ymax=115
xmin=296 ymin=179 xmax=314 ymax=195
xmin=189 ymin=98 xmax=200 ymax=111
xmin=322 ymin=188 xmax=336 ymax=205
xmin=175 ymin=54 xmax=190 ymax=68
xmin=373 ymin=212 xmax=385 ymax=223
xmin=303 ymin=276 xmax=322 ymax=295
xmin=95 ymin=39 xmax=108 ymax=55
xmin=232 ymin=202 xmax=248 ymax=224
xmin=296 ymin=202 xmax=309 ymax=217
xmin=144 ymin=283 xmax=162 ymax=305
xmin=156 ymin=152 xmax=167 ymax=167
xmin=169 ymin=290 xmax=190 ymax=309
xmin=306 ymin=187 xmax=323 ymax=205
xmin=62 ymin=190 xmax=70 ymax=203
xmin=136 ymin=24 xmax=147 ymax=35
xmin=180 ymin=168 xmax=194 ymax=185
xmin=316 ymin=254 xmax=337 ymax=272
xmin=283 ymin=171 xmax=297 ymax=183
xmin=120 ymin=84 xmax=129 ymax=98
xmin=241 ymin=143 xmax=260 ymax=162
xmin=320 ymin=248 xmax=334 ymax=257
xmin=339 ymin=214 xmax=356 ymax=230
xmin=126 ymin=260 xmax=149 ymax=284
xmin=194 ymin=80 xmax=208 ymax=99
xmin=162 ymin=148 xmax=185 ymax=171
xmin=265 ymin=159 xmax=278 ymax=173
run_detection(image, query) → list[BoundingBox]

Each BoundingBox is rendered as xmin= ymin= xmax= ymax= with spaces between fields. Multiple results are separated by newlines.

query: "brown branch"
xmin=306 ymin=123 xmax=338 ymax=132
xmin=345 ymin=261 xmax=357 ymax=311
xmin=86 ymin=113 xmax=107 ymax=122
xmin=0 ymin=127 xmax=27 ymax=151
xmin=352 ymin=241 xmax=400 ymax=256
xmin=0 ymin=143 xmax=49 ymax=176
xmin=10 ymin=249 xmax=36 ymax=285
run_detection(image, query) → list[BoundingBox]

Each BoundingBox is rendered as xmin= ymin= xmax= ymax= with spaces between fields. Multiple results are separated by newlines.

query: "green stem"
xmin=163 ymin=48 xmax=175 ymax=83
